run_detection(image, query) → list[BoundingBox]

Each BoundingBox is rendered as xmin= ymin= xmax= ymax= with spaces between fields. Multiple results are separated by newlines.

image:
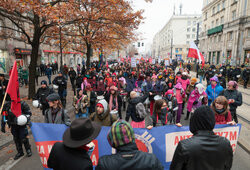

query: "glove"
xmin=193 ymin=101 xmax=198 ymax=105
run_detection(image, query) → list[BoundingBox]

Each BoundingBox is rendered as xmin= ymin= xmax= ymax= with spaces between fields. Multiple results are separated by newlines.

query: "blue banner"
xmin=31 ymin=123 xmax=241 ymax=170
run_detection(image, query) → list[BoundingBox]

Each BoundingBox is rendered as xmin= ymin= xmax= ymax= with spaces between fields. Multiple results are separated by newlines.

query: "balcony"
xmin=207 ymin=24 xmax=223 ymax=36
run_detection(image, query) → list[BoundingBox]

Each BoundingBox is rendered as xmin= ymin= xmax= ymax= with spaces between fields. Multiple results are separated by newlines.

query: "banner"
xmin=31 ymin=123 xmax=241 ymax=170
xmin=131 ymin=57 xmax=136 ymax=68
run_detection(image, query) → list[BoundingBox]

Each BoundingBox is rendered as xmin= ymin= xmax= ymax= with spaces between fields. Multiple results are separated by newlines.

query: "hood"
xmin=196 ymin=83 xmax=205 ymax=95
xmin=97 ymin=99 xmax=108 ymax=114
xmin=190 ymin=106 xmax=215 ymax=134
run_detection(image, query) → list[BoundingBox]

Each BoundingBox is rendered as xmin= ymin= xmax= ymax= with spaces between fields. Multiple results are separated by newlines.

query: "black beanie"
xmin=189 ymin=106 xmax=215 ymax=134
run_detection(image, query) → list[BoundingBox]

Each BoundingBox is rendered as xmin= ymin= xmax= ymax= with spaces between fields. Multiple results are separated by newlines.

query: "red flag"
xmin=6 ymin=61 xmax=21 ymax=117
xmin=187 ymin=42 xmax=205 ymax=68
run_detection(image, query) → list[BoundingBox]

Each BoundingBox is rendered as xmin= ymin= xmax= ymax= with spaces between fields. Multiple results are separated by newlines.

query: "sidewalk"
xmin=190 ymin=71 xmax=250 ymax=154
xmin=0 ymin=74 xmax=75 ymax=150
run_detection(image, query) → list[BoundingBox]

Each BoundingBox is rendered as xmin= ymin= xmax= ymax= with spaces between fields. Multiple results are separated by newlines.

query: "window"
xmin=212 ymin=21 xmax=214 ymax=28
xmin=187 ymin=34 xmax=190 ymax=39
xmin=187 ymin=21 xmax=191 ymax=26
xmin=221 ymin=16 xmax=224 ymax=24
xmin=204 ymin=24 xmax=207 ymax=31
xmin=186 ymin=41 xmax=190 ymax=45
xmin=247 ymin=28 xmax=250 ymax=37
xmin=192 ymin=28 xmax=196 ymax=32
xmin=218 ymin=35 xmax=222 ymax=41
xmin=212 ymin=7 xmax=215 ymax=15
xmin=13 ymin=24 xmax=21 ymax=37
xmin=205 ymin=12 xmax=208 ymax=20
xmin=192 ymin=34 xmax=196 ymax=38
xmin=232 ymin=10 xmax=236 ymax=20
xmin=222 ymin=1 xmax=225 ymax=9
xmin=228 ymin=32 xmax=233 ymax=40
xmin=216 ymin=19 xmax=219 ymax=26
xmin=187 ymin=28 xmax=190 ymax=32
xmin=217 ymin=3 xmax=220 ymax=12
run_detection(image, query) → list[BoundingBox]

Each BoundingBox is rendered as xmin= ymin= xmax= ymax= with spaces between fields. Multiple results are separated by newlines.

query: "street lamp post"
xmin=169 ymin=30 xmax=173 ymax=59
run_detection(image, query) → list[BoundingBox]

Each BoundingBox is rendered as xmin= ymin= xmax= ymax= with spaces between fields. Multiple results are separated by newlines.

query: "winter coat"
xmin=53 ymin=76 xmax=67 ymax=91
xmin=83 ymin=91 xmax=97 ymax=114
xmin=48 ymin=142 xmax=92 ymax=170
xmin=150 ymin=109 xmax=168 ymax=127
xmin=89 ymin=108 xmax=117 ymax=126
xmin=125 ymin=78 xmax=135 ymax=92
xmin=44 ymin=108 xmax=71 ymax=126
xmin=211 ymin=105 xmax=232 ymax=124
xmin=75 ymin=76 xmax=83 ymax=89
xmin=206 ymin=84 xmax=224 ymax=106
xmin=73 ymin=95 xmax=89 ymax=114
xmin=205 ymin=70 xmax=214 ymax=80
xmin=218 ymin=77 xmax=226 ymax=89
xmin=174 ymin=88 xmax=185 ymax=104
xmin=45 ymin=67 xmax=52 ymax=76
xmin=242 ymin=69 xmax=250 ymax=81
xmin=177 ymin=78 xmax=190 ymax=91
xmin=170 ymin=131 xmax=233 ymax=170
xmin=219 ymin=89 xmax=242 ymax=111
xmin=68 ymin=70 xmax=76 ymax=80
xmin=125 ymin=93 xmax=149 ymax=122
xmin=96 ymin=142 xmax=164 ymax=170
xmin=187 ymin=90 xmax=207 ymax=112
xmin=22 ymin=70 xmax=29 ymax=80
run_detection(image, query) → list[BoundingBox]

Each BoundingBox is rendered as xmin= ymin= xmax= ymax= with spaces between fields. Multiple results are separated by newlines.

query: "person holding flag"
xmin=0 ymin=61 xmax=32 ymax=160
xmin=187 ymin=41 xmax=205 ymax=69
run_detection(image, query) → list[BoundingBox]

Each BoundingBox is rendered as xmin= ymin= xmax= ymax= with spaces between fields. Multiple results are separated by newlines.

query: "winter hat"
xmin=41 ymin=80 xmax=47 ymax=86
xmin=210 ymin=76 xmax=218 ymax=82
xmin=182 ymin=72 xmax=188 ymax=76
xmin=189 ymin=106 xmax=215 ymax=134
xmin=130 ymin=91 xmax=137 ymax=99
xmin=196 ymin=83 xmax=205 ymax=94
xmin=190 ymin=78 xmax=197 ymax=85
xmin=107 ymin=120 xmax=135 ymax=148
xmin=228 ymin=81 xmax=238 ymax=89
xmin=46 ymin=93 xmax=60 ymax=102
xmin=96 ymin=99 xmax=108 ymax=113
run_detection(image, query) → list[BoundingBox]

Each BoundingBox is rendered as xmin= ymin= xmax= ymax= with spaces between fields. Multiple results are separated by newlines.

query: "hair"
xmin=53 ymin=100 xmax=63 ymax=109
xmin=211 ymin=96 xmax=229 ymax=114
xmin=153 ymin=99 xmax=166 ymax=115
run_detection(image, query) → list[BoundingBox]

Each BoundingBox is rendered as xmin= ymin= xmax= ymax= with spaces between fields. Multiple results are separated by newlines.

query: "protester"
xmin=33 ymin=80 xmax=54 ymax=115
xmin=174 ymin=83 xmax=185 ymax=127
xmin=68 ymin=67 xmax=77 ymax=91
xmin=44 ymin=93 xmax=71 ymax=126
xmin=83 ymin=83 xmax=97 ymax=114
xmin=186 ymin=83 xmax=207 ymax=120
xmin=164 ymin=89 xmax=178 ymax=124
xmin=211 ymin=96 xmax=236 ymax=125
xmin=52 ymin=71 xmax=68 ymax=107
xmin=218 ymin=72 xmax=226 ymax=88
xmin=73 ymin=89 xmax=89 ymax=118
xmin=96 ymin=120 xmax=164 ymax=170
xmin=1 ymin=101 xmax=32 ymax=160
xmin=219 ymin=81 xmax=242 ymax=123
xmin=125 ymin=91 xmax=150 ymax=128
xmin=0 ymin=73 xmax=8 ymax=106
xmin=22 ymin=67 xmax=29 ymax=88
xmin=170 ymin=106 xmax=233 ymax=170
xmin=90 ymin=99 xmax=117 ymax=126
xmin=48 ymin=118 xmax=101 ymax=170
xmin=205 ymin=67 xmax=214 ymax=85
xmin=105 ymin=84 xmax=122 ymax=119
xmin=242 ymin=67 xmax=250 ymax=88
xmin=206 ymin=76 xmax=223 ymax=106
xmin=45 ymin=65 xmax=52 ymax=85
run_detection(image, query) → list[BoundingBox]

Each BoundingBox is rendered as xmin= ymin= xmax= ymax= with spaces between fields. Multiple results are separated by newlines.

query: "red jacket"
xmin=215 ymin=111 xmax=232 ymax=124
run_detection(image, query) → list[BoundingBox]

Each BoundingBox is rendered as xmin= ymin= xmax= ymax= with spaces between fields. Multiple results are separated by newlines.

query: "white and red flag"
xmin=187 ymin=42 xmax=205 ymax=68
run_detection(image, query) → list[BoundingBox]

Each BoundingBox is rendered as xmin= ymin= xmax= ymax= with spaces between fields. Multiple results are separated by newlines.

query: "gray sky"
xmin=132 ymin=0 xmax=203 ymax=45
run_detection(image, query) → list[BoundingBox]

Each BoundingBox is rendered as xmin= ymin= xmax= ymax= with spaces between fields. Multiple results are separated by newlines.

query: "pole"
xmin=0 ymin=92 xmax=8 ymax=115
xmin=59 ymin=26 xmax=63 ymax=71
xmin=170 ymin=30 xmax=173 ymax=59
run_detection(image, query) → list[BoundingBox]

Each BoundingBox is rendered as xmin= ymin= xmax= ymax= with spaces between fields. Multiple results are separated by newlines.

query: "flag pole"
xmin=0 ymin=92 xmax=8 ymax=115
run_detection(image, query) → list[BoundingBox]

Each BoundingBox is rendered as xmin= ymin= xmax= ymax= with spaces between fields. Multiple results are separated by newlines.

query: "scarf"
xmin=51 ymin=107 xmax=60 ymax=123
xmin=109 ymin=94 xmax=118 ymax=111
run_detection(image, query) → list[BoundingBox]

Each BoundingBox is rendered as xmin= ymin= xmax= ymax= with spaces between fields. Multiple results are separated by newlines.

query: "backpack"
xmin=135 ymin=103 xmax=147 ymax=119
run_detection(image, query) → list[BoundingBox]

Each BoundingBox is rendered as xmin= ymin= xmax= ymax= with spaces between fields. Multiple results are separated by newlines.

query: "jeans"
xmin=199 ymin=75 xmax=203 ymax=83
xmin=47 ymin=75 xmax=51 ymax=85
xmin=176 ymin=103 xmax=183 ymax=123
xmin=75 ymin=108 xmax=89 ymax=119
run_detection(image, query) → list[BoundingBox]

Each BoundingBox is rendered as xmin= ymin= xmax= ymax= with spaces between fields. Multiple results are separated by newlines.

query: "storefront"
xmin=14 ymin=48 xmax=32 ymax=68
xmin=244 ymin=50 xmax=250 ymax=66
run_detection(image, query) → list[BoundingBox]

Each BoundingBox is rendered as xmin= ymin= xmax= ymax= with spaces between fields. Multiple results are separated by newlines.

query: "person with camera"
xmin=33 ymin=80 xmax=54 ymax=115
xmin=1 ymin=100 xmax=32 ymax=160
xmin=52 ymin=71 xmax=67 ymax=107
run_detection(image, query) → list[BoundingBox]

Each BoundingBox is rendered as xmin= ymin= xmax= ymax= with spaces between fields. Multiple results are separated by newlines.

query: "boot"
xmin=184 ymin=111 xmax=190 ymax=120
xmin=14 ymin=152 xmax=24 ymax=160
xmin=22 ymin=138 xmax=32 ymax=157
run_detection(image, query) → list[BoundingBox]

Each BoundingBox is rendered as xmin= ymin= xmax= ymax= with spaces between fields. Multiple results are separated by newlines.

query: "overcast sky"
xmin=131 ymin=0 xmax=203 ymax=45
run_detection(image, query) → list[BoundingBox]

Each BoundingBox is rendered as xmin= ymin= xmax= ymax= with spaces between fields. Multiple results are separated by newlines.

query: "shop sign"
xmin=14 ymin=48 xmax=32 ymax=55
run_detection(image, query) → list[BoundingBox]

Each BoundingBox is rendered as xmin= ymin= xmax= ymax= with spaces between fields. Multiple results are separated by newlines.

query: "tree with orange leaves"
xmin=0 ymin=0 xmax=79 ymax=98
xmin=68 ymin=0 xmax=143 ymax=68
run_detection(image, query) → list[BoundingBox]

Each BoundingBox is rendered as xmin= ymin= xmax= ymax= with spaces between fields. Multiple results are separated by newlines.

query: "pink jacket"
xmin=177 ymin=78 xmax=190 ymax=91
xmin=175 ymin=88 xmax=185 ymax=104
xmin=187 ymin=90 xmax=207 ymax=112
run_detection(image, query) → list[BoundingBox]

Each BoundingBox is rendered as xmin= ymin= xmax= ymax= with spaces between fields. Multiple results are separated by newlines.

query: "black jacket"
xmin=34 ymin=86 xmax=54 ymax=105
xmin=48 ymin=142 xmax=92 ymax=170
xmin=242 ymin=69 xmax=250 ymax=80
xmin=170 ymin=130 xmax=233 ymax=170
xmin=68 ymin=70 xmax=77 ymax=80
xmin=218 ymin=77 xmax=226 ymax=89
xmin=219 ymin=89 xmax=242 ymax=111
xmin=96 ymin=142 xmax=163 ymax=170
xmin=83 ymin=91 xmax=97 ymax=114
xmin=126 ymin=93 xmax=149 ymax=122
xmin=53 ymin=76 xmax=67 ymax=91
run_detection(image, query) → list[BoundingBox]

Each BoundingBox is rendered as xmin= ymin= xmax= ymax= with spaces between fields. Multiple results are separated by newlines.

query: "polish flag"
xmin=187 ymin=42 xmax=205 ymax=68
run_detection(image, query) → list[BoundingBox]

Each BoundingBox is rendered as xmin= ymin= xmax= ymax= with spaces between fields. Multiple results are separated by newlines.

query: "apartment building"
xmin=152 ymin=14 xmax=202 ymax=61
xmin=199 ymin=0 xmax=250 ymax=66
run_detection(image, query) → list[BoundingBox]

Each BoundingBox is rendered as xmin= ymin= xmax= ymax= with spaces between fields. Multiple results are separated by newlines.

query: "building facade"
xmin=199 ymin=0 xmax=250 ymax=66
xmin=152 ymin=14 xmax=202 ymax=61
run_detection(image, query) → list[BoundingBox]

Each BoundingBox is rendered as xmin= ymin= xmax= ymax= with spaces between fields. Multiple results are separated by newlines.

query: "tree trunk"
xmin=86 ymin=43 xmax=91 ymax=69
xmin=28 ymin=16 xmax=41 ymax=99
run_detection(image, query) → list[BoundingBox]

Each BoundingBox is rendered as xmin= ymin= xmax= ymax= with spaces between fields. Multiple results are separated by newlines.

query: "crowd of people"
xmin=0 ymin=59 xmax=248 ymax=169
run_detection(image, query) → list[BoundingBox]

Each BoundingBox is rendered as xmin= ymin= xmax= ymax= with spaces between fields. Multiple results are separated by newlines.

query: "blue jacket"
xmin=45 ymin=68 xmax=52 ymax=76
xmin=125 ymin=78 xmax=135 ymax=92
xmin=206 ymin=84 xmax=224 ymax=106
